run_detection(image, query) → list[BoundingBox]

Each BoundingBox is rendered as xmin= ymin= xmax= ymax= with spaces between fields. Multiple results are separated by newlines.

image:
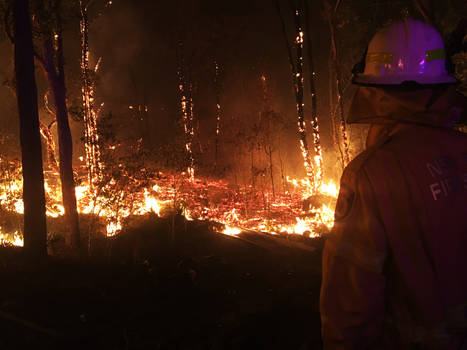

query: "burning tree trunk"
xmin=39 ymin=121 xmax=59 ymax=172
xmin=214 ymin=59 xmax=222 ymax=171
xmin=324 ymin=0 xmax=350 ymax=167
xmin=13 ymin=0 xmax=47 ymax=260
xmin=187 ymin=77 xmax=195 ymax=177
xmin=177 ymin=40 xmax=195 ymax=181
xmin=39 ymin=20 xmax=81 ymax=252
xmin=80 ymin=0 xmax=101 ymax=187
xmin=4 ymin=78 xmax=59 ymax=173
xmin=276 ymin=1 xmax=315 ymax=182
xmin=292 ymin=7 xmax=315 ymax=180
xmin=327 ymin=43 xmax=343 ymax=166
xmin=41 ymin=92 xmax=60 ymax=171
xmin=303 ymin=0 xmax=324 ymax=189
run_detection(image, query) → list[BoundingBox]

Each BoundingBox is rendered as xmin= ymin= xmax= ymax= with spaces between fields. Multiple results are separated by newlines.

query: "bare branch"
xmin=33 ymin=50 xmax=46 ymax=68
xmin=3 ymin=4 xmax=14 ymax=43
xmin=334 ymin=0 xmax=342 ymax=13
xmin=412 ymin=0 xmax=433 ymax=26
xmin=0 ymin=310 xmax=61 ymax=337
xmin=44 ymin=90 xmax=56 ymax=117
xmin=275 ymin=0 xmax=296 ymax=79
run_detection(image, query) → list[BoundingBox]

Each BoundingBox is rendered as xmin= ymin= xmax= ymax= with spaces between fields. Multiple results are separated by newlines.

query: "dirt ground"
xmin=0 ymin=215 xmax=324 ymax=349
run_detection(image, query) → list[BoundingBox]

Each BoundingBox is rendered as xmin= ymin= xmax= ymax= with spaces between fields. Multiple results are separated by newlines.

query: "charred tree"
xmin=80 ymin=0 xmax=101 ymax=188
xmin=41 ymin=91 xmax=59 ymax=171
xmin=36 ymin=8 xmax=81 ymax=252
xmin=260 ymin=75 xmax=276 ymax=199
xmin=276 ymin=0 xmax=315 ymax=182
xmin=324 ymin=0 xmax=350 ymax=167
xmin=13 ymin=0 xmax=47 ymax=260
xmin=4 ymin=78 xmax=59 ymax=173
xmin=214 ymin=59 xmax=222 ymax=171
xmin=177 ymin=40 xmax=195 ymax=181
xmin=303 ymin=0 xmax=324 ymax=188
xmin=292 ymin=6 xmax=315 ymax=180
xmin=327 ymin=42 xmax=342 ymax=166
xmin=39 ymin=121 xmax=59 ymax=172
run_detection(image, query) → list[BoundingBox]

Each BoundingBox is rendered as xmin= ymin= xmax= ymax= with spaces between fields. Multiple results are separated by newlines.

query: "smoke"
xmin=0 ymin=0 xmax=379 ymax=182
xmin=83 ymin=0 xmax=342 ymax=181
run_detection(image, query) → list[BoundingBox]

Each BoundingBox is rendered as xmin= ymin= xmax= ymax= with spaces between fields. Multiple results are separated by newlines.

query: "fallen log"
xmin=0 ymin=309 xmax=62 ymax=337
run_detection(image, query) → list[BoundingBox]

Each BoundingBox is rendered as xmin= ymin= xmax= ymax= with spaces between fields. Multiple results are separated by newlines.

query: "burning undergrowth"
xmin=0 ymin=155 xmax=338 ymax=247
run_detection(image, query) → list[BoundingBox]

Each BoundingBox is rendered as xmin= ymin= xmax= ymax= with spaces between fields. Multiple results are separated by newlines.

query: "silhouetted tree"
xmin=13 ymin=0 xmax=47 ymax=260
xmin=32 ymin=0 xmax=81 ymax=252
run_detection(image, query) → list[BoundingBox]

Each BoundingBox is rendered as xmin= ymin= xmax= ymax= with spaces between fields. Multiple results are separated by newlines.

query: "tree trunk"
xmin=214 ymin=59 xmax=221 ymax=170
xmin=80 ymin=0 xmax=101 ymax=187
xmin=267 ymin=145 xmax=275 ymax=199
xmin=187 ymin=76 xmax=195 ymax=180
xmin=177 ymin=40 xmax=195 ymax=181
xmin=276 ymin=0 xmax=314 ymax=181
xmin=13 ymin=0 xmax=47 ymax=260
xmin=39 ymin=121 xmax=59 ymax=172
xmin=292 ymin=5 xmax=315 ymax=180
xmin=260 ymin=75 xmax=275 ymax=199
xmin=328 ymin=44 xmax=343 ymax=167
xmin=304 ymin=0 xmax=324 ymax=189
xmin=275 ymin=0 xmax=315 ymax=183
xmin=325 ymin=0 xmax=350 ymax=167
xmin=42 ymin=37 xmax=81 ymax=252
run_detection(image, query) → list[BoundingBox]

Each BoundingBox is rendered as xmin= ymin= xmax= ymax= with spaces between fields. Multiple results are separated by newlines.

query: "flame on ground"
xmin=0 ymin=229 xmax=23 ymax=247
xmin=0 ymin=164 xmax=338 ymax=244
xmin=222 ymin=226 xmax=242 ymax=236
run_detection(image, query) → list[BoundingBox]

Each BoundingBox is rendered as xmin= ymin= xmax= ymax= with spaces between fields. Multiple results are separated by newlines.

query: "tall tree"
xmin=260 ymin=75 xmax=276 ymax=199
xmin=304 ymin=0 xmax=324 ymax=188
xmin=80 ymin=0 xmax=101 ymax=189
xmin=214 ymin=59 xmax=222 ymax=171
xmin=33 ymin=1 xmax=81 ymax=252
xmin=324 ymin=0 xmax=350 ymax=167
xmin=276 ymin=0 xmax=315 ymax=183
xmin=177 ymin=40 xmax=196 ymax=181
xmin=13 ymin=0 xmax=47 ymax=260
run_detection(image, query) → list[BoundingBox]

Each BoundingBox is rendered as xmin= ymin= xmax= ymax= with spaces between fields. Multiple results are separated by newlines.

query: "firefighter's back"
xmin=364 ymin=125 xmax=467 ymax=349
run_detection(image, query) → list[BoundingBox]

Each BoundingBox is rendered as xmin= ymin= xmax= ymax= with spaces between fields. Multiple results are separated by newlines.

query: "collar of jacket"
xmin=347 ymin=85 xmax=466 ymax=127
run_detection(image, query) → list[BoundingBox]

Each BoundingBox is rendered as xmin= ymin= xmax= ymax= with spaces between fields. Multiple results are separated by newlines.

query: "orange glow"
xmin=0 ymin=230 xmax=23 ymax=247
xmin=0 ymin=159 xmax=339 ymax=244
xmin=222 ymin=226 xmax=242 ymax=236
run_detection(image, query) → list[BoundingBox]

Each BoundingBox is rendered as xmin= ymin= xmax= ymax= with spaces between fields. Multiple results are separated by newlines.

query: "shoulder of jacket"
xmin=340 ymin=145 xmax=385 ymax=187
xmin=334 ymin=144 xmax=390 ymax=222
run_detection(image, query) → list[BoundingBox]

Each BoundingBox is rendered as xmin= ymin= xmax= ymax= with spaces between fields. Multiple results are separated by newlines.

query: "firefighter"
xmin=320 ymin=18 xmax=467 ymax=349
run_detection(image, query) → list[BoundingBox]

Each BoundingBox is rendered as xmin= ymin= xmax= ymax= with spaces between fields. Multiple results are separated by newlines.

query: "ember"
xmin=0 ymin=160 xmax=338 ymax=244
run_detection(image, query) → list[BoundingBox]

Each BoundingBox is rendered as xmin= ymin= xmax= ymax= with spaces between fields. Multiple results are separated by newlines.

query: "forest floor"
xmin=0 ymin=214 xmax=324 ymax=349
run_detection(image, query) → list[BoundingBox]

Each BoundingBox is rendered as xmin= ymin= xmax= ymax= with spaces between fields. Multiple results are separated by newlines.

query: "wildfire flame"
xmin=0 ymin=230 xmax=23 ymax=247
xmin=0 ymin=160 xmax=338 ymax=244
xmin=222 ymin=226 xmax=242 ymax=236
xmin=0 ymin=5 xmax=340 ymax=248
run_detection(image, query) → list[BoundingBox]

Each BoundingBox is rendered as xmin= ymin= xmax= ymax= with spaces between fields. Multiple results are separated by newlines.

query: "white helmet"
xmin=353 ymin=18 xmax=457 ymax=85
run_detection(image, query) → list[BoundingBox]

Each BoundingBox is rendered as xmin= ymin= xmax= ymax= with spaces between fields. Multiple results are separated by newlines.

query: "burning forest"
xmin=0 ymin=0 xmax=465 ymax=348
xmin=0 ymin=0 xmax=348 ymax=249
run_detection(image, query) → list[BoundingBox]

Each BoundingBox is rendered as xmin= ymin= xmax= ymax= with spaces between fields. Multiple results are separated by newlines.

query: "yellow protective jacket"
xmin=320 ymin=86 xmax=467 ymax=350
